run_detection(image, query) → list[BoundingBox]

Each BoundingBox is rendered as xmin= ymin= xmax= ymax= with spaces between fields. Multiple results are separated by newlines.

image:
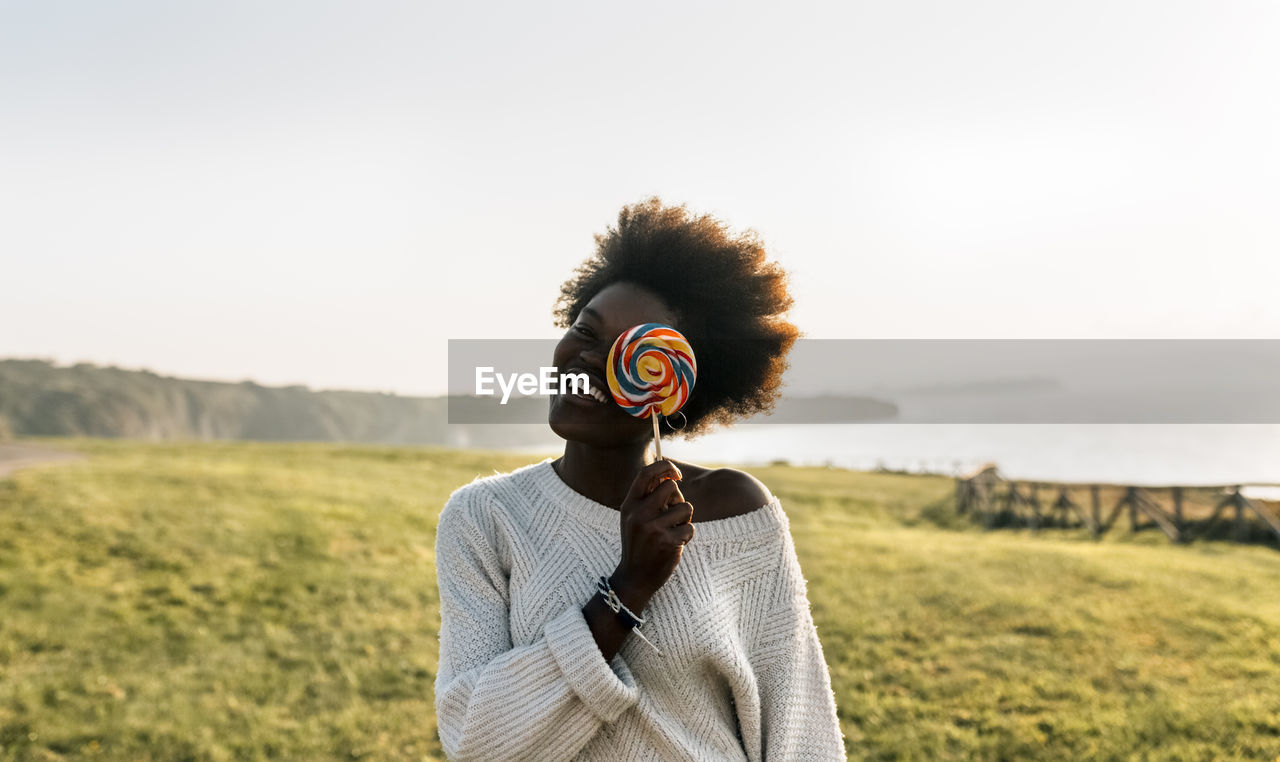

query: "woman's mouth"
xmin=562 ymin=369 xmax=611 ymax=406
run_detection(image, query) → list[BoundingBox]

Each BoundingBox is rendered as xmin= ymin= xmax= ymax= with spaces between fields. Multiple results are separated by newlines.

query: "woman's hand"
xmin=610 ymin=460 xmax=695 ymax=613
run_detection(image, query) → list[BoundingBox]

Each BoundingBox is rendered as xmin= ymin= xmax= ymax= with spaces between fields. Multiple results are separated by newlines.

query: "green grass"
xmin=2 ymin=439 xmax=1279 ymax=761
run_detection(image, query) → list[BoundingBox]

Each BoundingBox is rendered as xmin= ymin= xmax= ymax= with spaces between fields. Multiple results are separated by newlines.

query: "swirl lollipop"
xmin=606 ymin=323 xmax=697 ymax=459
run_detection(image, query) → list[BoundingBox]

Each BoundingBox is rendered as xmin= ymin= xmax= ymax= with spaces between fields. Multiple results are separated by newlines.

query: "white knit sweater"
xmin=434 ymin=460 xmax=846 ymax=761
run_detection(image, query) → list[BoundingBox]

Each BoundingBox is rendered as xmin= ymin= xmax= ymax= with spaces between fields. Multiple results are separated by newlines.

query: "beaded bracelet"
xmin=596 ymin=576 xmax=664 ymax=658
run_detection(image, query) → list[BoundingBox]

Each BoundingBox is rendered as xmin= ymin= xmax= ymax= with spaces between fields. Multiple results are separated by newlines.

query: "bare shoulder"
xmin=671 ymin=461 xmax=773 ymax=522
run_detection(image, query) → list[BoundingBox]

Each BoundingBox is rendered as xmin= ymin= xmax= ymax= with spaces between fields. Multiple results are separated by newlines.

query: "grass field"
xmin=2 ymin=439 xmax=1279 ymax=761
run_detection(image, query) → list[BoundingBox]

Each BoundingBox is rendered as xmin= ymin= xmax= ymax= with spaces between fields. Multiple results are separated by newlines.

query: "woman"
xmin=434 ymin=199 xmax=845 ymax=760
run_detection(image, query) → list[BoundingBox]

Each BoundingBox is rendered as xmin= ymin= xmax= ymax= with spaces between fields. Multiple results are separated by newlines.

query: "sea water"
xmin=508 ymin=423 xmax=1280 ymax=499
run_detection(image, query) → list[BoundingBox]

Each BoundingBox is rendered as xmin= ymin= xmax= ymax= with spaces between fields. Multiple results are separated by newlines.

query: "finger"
xmin=641 ymin=479 xmax=682 ymax=516
xmin=645 ymin=460 xmax=683 ymax=495
xmin=671 ymin=522 xmax=695 ymax=546
xmin=627 ymin=480 xmax=682 ymax=524
xmin=625 ymin=460 xmax=683 ymax=502
xmin=662 ymin=501 xmax=694 ymax=527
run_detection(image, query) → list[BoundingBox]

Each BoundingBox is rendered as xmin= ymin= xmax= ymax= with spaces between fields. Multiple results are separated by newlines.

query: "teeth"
xmin=569 ymin=375 xmax=609 ymax=403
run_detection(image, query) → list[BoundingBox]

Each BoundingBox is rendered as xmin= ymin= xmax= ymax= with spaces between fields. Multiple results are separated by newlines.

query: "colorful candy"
xmin=606 ymin=323 xmax=697 ymax=419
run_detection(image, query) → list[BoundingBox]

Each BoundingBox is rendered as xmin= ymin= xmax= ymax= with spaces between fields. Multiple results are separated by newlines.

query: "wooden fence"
xmin=955 ymin=465 xmax=1280 ymax=547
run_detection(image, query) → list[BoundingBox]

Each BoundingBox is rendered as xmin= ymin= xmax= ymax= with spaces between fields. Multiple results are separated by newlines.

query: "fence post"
xmin=1233 ymin=486 xmax=1246 ymax=542
xmin=1172 ymin=486 xmax=1183 ymax=538
xmin=1090 ymin=485 xmax=1101 ymax=539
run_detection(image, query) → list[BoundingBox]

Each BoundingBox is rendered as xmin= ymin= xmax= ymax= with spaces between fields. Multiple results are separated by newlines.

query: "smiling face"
xmin=548 ymin=281 xmax=681 ymax=447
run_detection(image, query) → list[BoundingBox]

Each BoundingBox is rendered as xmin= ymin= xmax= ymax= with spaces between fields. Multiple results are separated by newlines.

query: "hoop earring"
xmin=665 ymin=411 xmax=687 ymax=432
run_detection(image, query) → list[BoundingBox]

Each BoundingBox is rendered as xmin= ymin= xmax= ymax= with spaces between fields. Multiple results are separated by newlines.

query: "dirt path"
xmin=0 ymin=442 xmax=84 ymax=478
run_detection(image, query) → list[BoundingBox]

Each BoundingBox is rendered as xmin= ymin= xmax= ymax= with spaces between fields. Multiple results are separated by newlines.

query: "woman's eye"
xmin=572 ymin=323 xmax=594 ymax=338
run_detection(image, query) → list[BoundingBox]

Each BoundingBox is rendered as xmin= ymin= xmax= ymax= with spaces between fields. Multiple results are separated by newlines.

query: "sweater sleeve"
xmin=433 ymin=486 xmax=641 ymax=761
xmin=751 ymin=522 xmax=846 ymax=761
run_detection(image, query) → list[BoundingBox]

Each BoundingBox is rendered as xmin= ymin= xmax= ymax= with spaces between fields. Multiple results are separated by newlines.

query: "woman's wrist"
xmin=598 ymin=572 xmax=666 ymax=658
xmin=608 ymin=569 xmax=653 ymax=614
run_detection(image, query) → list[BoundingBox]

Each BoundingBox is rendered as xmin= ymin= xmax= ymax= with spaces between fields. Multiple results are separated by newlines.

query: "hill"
xmin=0 ymin=359 xmax=552 ymax=447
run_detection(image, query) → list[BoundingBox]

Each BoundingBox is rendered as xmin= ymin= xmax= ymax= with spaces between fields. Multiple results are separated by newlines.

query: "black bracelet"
xmin=596 ymin=576 xmax=645 ymax=628
xmin=595 ymin=576 xmax=664 ymax=657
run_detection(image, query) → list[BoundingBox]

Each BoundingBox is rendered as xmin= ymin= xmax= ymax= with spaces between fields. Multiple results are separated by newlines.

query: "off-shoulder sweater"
xmin=433 ymin=459 xmax=846 ymax=761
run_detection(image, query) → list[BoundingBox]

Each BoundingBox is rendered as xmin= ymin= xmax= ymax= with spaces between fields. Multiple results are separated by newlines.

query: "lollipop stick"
xmin=652 ymin=414 xmax=662 ymax=461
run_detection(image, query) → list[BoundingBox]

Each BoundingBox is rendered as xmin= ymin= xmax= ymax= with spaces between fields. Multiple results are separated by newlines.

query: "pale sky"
xmin=2 ymin=0 xmax=1277 ymax=396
